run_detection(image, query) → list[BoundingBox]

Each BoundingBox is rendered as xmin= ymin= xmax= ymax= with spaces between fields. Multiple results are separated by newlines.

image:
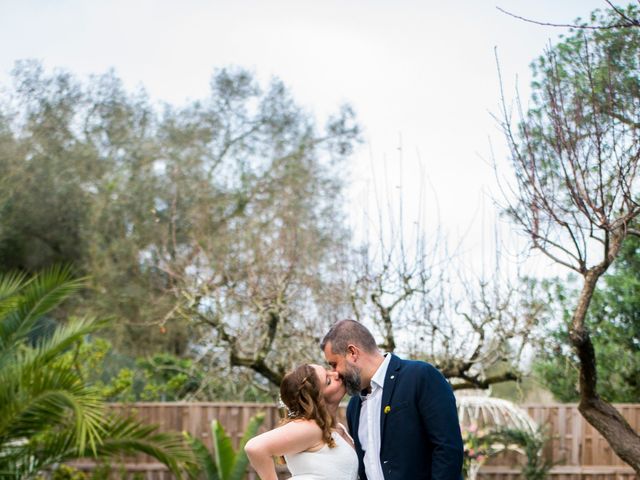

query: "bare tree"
xmin=497 ymin=8 xmax=640 ymax=471
xmin=349 ymin=161 xmax=542 ymax=391
xmin=350 ymin=235 xmax=543 ymax=391
xmin=176 ymin=219 xmax=351 ymax=389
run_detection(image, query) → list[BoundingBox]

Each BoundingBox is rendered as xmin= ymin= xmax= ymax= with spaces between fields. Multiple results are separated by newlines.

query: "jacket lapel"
xmin=348 ymin=395 xmax=363 ymax=451
xmin=379 ymin=354 xmax=401 ymax=442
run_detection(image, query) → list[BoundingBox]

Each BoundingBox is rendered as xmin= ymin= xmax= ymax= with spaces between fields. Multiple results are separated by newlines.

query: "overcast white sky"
xmin=0 ymin=0 xmax=610 ymax=274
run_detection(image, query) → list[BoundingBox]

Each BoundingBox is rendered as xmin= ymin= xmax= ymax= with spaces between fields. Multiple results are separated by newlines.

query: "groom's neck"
xmin=360 ymin=351 xmax=386 ymax=389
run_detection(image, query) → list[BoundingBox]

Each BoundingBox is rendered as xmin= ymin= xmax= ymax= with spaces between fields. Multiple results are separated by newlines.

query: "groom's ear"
xmin=346 ymin=344 xmax=359 ymax=360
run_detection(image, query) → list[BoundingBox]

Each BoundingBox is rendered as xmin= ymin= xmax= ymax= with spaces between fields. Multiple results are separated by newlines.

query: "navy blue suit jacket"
xmin=346 ymin=354 xmax=463 ymax=480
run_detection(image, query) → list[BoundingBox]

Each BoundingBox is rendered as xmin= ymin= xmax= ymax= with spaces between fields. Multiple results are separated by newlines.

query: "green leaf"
xmin=212 ymin=419 xmax=236 ymax=480
xmin=228 ymin=412 xmax=265 ymax=480
xmin=188 ymin=435 xmax=220 ymax=480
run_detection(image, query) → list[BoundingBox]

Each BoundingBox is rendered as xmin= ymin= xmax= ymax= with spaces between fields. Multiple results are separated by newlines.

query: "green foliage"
xmin=35 ymin=464 xmax=113 ymax=480
xmin=56 ymin=336 xmax=135 ymax=400
xmin=137 ymin=353 xmax=203 ymax=401
xmin=461 ymin=423 xmax=551 ymax=480
xmin=188 ymin=413 xmax=266 ymax=480
xmin=534 ymin=237 xmax=640 ymax=402
xmin=0 ymin=61 xmax=358 ymax=386
xmin=529 ymin=5 xmax=640 ymax=118
xmin=53 ymin=333 xmax=276 ymax=402
xmin=0 ymin=267 xmax=195 ymax=478
xmin=50 ymin=465 xmax=88 ymax=480
xmin=492 ymin=427 xmax=553 ymax=480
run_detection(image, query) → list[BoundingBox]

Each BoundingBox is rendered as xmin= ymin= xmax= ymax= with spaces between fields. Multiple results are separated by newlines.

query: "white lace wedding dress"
xmin=284 ymin=427 xmax=358 ymax=480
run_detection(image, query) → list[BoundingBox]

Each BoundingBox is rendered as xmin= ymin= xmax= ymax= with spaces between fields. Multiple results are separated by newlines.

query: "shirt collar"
xmin=371 ymin=352 xmax=392 ymax=390
xmin=359 ymin=353 xmax=392 ymax=400
xmin=359 ymin=352 xmax=392 ymax=400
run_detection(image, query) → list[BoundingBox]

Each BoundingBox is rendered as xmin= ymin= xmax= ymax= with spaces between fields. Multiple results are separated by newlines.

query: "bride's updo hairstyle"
xmin=280 ymin=364 xmax=336 ymax=448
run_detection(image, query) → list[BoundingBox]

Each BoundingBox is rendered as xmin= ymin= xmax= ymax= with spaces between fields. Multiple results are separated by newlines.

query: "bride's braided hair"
xmin=280 ymin=364 xmax=336 ymax=448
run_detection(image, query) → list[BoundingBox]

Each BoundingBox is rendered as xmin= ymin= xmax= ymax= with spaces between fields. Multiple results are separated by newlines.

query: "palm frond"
xmin=0 ymin=320 xmax=103 ymax=442
xmin=94 ymin=415 xmax=197 ymax=479
xmin=0 ymin=316 xmax=105 ymax=383
xmin=30 ymin=316 xmax=107 ymax=367
xmin=1 ymin=416 xmax=196 ymax=480
xmin=0 ymin=429 xmax=77 ymax=478
xmin=0 ymin=317 xmax=105 ymax=437
xmin=0 ymin=270 xmax=27 ymax=300
xmin=5 ymin=386 xmax=105 ymax=455
xmin=0 ymin=266 xmax=85 ymax=351
xmin=0 ymin=268 xmax=195 ymax=478
xmin=0 ymin=270 xmax=27 ymax=319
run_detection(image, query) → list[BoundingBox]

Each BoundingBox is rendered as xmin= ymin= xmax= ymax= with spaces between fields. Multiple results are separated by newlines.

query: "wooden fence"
xmin=479 ymin=404 xmax=639 ymax=480
xmin=72 ymin=402 xmax=639 ymax=479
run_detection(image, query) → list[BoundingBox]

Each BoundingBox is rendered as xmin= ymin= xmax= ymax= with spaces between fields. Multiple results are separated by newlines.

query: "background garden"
xmin=1 ymin=2 xmax=639 ymax=479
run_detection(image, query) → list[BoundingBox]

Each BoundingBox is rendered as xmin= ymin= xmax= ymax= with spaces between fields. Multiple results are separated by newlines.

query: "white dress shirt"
xmin=358 ymin=353 xmax=391 ymax=480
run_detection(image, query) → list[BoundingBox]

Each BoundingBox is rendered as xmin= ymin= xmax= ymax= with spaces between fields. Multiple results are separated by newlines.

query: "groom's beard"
xmin=342 ymin=364 xmax=362 ymax=397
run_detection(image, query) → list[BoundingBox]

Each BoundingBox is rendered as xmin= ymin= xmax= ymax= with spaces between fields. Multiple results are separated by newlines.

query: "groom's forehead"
xmin=322 ymin=343 xmax=337 ymax=359
xmin=323 ymin=342 xmax=340 ymax=356
xmin=323 ymin=344 xmax=347 ymax=367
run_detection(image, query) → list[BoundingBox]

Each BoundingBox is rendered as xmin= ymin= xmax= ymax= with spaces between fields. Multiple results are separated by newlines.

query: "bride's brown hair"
xmin=280 ymin=364 xmax=336 ymax=448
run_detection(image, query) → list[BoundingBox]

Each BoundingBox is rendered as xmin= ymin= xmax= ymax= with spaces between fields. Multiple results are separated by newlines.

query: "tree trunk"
xmin=571 ymin=270 xmax=640 ymax=474
xmin=578 ymin=397 xmax=640 ymax=473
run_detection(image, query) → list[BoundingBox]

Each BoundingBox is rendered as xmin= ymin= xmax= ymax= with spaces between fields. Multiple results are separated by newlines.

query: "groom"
xmin=321 ymin=319 xmax=463 ymax=480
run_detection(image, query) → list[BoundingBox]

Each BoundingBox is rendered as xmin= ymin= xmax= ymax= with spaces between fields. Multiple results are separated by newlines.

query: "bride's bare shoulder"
xmin=279 ymin=419 xmax=323 ymax=435
xmin=284 ymin=418 xmax=320 ymax=428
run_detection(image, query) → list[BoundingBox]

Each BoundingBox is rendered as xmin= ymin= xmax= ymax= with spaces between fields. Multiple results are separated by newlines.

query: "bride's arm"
xmin=245 ymin=420 xmax=323 ymax=480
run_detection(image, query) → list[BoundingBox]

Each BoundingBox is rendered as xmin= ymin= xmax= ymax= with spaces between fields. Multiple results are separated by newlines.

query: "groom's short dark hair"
xmin=321 ymin=319 xmax=378 ymax=354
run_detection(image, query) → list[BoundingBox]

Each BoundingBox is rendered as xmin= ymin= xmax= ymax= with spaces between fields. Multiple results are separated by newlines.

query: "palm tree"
xmin=0 ymin=266 xmax=195 ymax=478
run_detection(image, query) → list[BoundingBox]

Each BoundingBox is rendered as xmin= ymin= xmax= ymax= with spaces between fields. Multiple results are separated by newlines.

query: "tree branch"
xmin=496 ymin=6 xmax=640 ymax=30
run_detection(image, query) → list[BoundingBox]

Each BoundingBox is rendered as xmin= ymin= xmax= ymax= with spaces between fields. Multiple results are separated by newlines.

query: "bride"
xmin=245 ymin=363 xmax=358 ymax=480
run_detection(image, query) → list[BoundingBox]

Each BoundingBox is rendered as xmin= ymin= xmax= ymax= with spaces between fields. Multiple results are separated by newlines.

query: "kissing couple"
xmin=245 ymin=319 xmax=464 ymax=480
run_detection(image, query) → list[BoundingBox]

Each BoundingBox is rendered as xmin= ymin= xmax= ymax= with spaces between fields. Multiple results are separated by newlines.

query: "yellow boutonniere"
xmin=384 ymin=405 xmax=391 ymax=414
